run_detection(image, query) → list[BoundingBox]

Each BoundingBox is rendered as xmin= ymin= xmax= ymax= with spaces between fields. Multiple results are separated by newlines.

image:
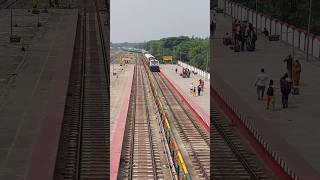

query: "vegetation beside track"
xmin=136 ymin=36 xmax=209 ymax=71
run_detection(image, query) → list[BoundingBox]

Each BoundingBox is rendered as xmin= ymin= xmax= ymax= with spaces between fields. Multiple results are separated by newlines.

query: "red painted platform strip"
xmin=160 ymin=70 xmax=210 ymax=133
xmin=110 ymin=68 xmax=134 ymax=180
xmin=25 ymin=10 xmax=79 ymax=180
xmin=211 ymin=86 xmax=291 ymax=180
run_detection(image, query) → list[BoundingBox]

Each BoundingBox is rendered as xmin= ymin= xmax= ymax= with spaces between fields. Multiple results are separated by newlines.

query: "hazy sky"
xmin=110 ymin=0 xmax=209 ymax=43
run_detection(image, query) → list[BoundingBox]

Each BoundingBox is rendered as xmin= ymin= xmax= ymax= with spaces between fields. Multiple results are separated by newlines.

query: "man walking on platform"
xmin=266 ymin=80 xmax=275 ymax=111
xmin=292 ymin=60 xmax=301 ymax=95
xmin=280 ymin=74 xmax=291 ymax=108
xmin=201 ymin=80 xmax=204 ymax=92
xmin=284 ymin=55 xmax=293 ymax=79
xmin=190 ymin=83 xmax=194 ymax=95
xmin=252 ymin=31 xmax=257 ymax=50
xmin=197 ymin=85 xmax=201 ymax=96
xmin=255 ymin=68 xmax=269 ymax=101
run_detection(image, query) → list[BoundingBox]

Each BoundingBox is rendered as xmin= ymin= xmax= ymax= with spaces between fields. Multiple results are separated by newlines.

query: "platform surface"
xmin=110 ymin=49 xmax=135 ymax=180
xmin=214 ymin=13 xmax=320 ymax=173
xmin=0 ymin=9 xmax=78 ymax=179
xmin=110 ymin=63 xmax=134 ymax=142
xmin=160 ymin=64 xmax=210 ymax=125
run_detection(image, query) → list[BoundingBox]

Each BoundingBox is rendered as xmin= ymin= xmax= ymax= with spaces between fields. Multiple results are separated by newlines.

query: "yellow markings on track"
xmin=141 ymin=54 xmax=190 ymax=178
xmin=178 ymin=151 xmax=188 ymax=174
xmin=164 ymin=117 xmax=170 ymax=129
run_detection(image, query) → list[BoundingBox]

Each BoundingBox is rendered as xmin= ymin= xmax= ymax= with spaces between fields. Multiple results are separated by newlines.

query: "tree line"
xmin=135 ymin=36 xmax=209 ymax=71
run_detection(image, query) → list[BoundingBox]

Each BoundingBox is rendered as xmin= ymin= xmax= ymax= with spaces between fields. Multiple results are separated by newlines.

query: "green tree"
xmin=136 ymin=36 xmax=209 ymax=71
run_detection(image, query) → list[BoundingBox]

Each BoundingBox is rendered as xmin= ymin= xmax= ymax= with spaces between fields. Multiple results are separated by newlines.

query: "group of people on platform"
xmin=175 ymin=67 xmax=205 ymax=97
xmin=223 ymin=20 xmax=257 ymax=52
xmin=190 ymin=79 xmax=204 ymax=97
xmin=255 ymin=54 xmax=302 ymax=110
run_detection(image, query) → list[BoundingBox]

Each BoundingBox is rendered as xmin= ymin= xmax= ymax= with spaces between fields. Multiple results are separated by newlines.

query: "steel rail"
xmin=129 ymin=60 xmax=158 ymax=179
xmin=75 ymin=0 xmax=87 ymax=178
xmin=141 ymin=60 xmax=158 ymax=179
xmin=94 ymin=0 xmax=109 ymax=88
xmin=152 ymin=72 xmax=210 ymax=180
xmin=127 ymin=62 xmax=136 ymax=180
xmin=212 ymin=106 xmax=261 ymax=179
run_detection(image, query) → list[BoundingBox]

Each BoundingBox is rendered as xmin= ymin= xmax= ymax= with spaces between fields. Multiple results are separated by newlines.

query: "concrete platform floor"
xmin=160 ymin=64 xmax=210 ymax=125
xmin=214 ymin=13 xmax=320 ymax=173
xmin=110 ymin=63 xmax=134 ymax=143
xmin=0 ymin=9 xmax=51 ymax=95
xmin=0 ymin=9 xmax=78 ymax=179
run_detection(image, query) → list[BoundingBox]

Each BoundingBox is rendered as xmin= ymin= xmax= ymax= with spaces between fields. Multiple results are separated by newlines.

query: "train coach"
xmin=144 ymin=53 xmax=155 ymax=61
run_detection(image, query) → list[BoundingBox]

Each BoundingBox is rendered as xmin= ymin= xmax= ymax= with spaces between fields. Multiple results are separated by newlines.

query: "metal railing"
xmin=218 ymin=0 xmax=320 ymax=60
xmin=177 ymin=61 xmax=210 ymax=81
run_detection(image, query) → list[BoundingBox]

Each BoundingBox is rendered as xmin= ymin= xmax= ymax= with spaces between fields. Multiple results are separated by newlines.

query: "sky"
xmin=110 ymin=0 xmax=210 ymax=43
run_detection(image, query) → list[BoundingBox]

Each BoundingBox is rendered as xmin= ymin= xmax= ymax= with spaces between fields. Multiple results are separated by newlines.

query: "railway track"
xmin=54 ymin=0 xmax=109 ymax=179
xmin=212 ymin=104 xmax=270 ymax=179
xmin=152 ymin=71 xmax=210 ymax=180
xmin=120 ymin=59 xmax=170 ymax=180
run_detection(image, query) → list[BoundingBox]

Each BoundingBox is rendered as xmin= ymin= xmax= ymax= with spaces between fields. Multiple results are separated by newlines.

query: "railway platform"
xmin=160 ymin=64 xmax=210 ymax=129
xmin=110 ymin=63 xmax=134 ymax=142
xmin=0 ymin=9 xmax=78 ymax=179
xmin=213 ymin=12 xmax=320 ymax=178
xmin=110 ymin=62 xmax=134 ymax=180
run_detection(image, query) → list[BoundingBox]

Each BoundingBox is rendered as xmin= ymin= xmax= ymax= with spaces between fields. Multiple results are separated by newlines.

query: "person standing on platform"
xmin=292 ymin=60 xmax=301 ymax=95
xmin=193 ymin=86 xmax=196 ymax=96
xmin=249 ymin=23 xmax=253 ymax=31
xmin=252 ymin=30 xmax=257 ymax=50
xmin=266 ymin=80 xmax=275 ymax=111
xmin=280 ymin=74 xmax=291 ymax=108
xmin=255 ymin=68 xmax=269 ymax=101
xmin=234 ymin=31 xmax=239 ymax=51
xmin=197 ymin=85 xmax=201 ymax=96
xmin=201 ymin=79 xmax=204 ymax=92
xmin=240 ymin=32 xmax=245 ymax=51
xmin=232 ymin=20 xmax=236 ymax=39
xmin=245 ymin=27 xmax=251 ymax=51
xmin=190 ymin=83 xmax=194 ymax=95
xmin=175 ymin=68 xmax=178 ymax=74
xmin=240 ymin=21 xmax=247 ymax=51
xmin=284 ymin=55 xmax=293 ymax=79
xmin=263 ymin=27 xmax=269 ymax=37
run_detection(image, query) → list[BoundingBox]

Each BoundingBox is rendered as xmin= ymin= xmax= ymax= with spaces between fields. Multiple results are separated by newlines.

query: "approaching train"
xmin=144 ymin=53 xmax=160 ymax=72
